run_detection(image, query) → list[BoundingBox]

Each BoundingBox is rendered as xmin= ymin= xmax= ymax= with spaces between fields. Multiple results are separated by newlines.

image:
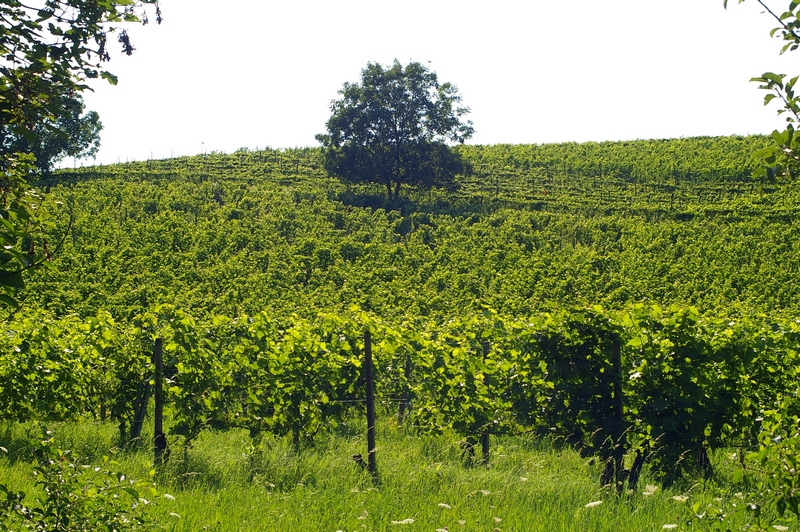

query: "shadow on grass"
xmin=0 ymin=421 xmax=124 ymax=465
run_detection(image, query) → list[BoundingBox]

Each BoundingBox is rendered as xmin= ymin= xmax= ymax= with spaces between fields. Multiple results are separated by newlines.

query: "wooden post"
xmin=153 ymin=338 xmax=167 ymax=466
xmin=129 ymin=378 xmax=151 ymax=445
xmin=611 ymin=339 xmax=625 ymax=493
xmin=364 ymin=331 xmax=377 ymax=478
xmin=481 ymin=340 xmax=490 ymax=465
xmin=612 ymin=339 xmax=623 ymax=434
xmin=397 ymin=354 xmax=412 ymax=424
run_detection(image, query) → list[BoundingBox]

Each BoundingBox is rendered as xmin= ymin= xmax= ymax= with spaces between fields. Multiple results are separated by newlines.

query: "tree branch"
xmin=757 ymin=0 xmax=800 ymax=42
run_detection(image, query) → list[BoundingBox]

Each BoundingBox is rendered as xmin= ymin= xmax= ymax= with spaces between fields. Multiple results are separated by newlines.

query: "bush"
xmin=0 ymin=429 xmax=158 ymax=531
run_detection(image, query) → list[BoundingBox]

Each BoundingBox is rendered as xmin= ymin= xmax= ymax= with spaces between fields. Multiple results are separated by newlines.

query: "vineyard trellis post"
xmin=364 ymin=330 xmax=378 ymax=479
xmin=600 ymin=338 xmax=626 ymax=493
xmin=153 ymin=338 xmax=167 ymax=466
xmin=397 ymin=354 xmax=412 ymax=424
xmin=129 ymin=372 xmax=151 ymax=446
xmin=481 ymin=340 xmax=490 ymax=465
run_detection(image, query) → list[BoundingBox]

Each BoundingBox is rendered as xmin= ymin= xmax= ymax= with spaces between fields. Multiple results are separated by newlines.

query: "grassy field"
xmin=1 ymin=415 xmax=788 ymax=531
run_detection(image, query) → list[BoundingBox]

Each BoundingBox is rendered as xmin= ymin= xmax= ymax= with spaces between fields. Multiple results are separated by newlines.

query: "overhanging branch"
xmin=757 ymin=0 xmax=800 ymax=43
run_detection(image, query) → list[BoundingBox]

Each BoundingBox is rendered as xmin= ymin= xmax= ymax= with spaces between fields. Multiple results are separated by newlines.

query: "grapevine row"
xmin=2 ymin=304 xmax=798 ymax=485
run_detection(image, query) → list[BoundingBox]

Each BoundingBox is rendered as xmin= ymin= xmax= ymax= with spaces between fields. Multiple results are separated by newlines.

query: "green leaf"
xmin=0 ymin=271 xmax=25 ymax=289
xmin=763 ymin=72 xmax=785 ymax=87
xmin=0 ymin=294 xmax=19 ymax=308
xmin=778 ymin=497 xmax=787 ymax=517
xmin=21 ymin=128 xmax=37 ymax=143
xmin=627 ymin=336 xmax=643 ymax=348
xmin=101 ymin=71 xmax=118 ymax=85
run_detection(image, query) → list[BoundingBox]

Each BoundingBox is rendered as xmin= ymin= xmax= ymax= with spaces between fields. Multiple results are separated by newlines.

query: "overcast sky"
xmin=72 ymin=0 xmax=796 ymax=166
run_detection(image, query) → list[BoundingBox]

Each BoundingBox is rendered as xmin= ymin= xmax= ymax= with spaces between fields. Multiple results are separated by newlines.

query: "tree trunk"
xmin=385 ymin=181 xmax=393 ymax=200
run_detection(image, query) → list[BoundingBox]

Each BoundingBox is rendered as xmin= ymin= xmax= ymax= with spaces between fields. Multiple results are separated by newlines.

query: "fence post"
xmin=612 ymin=339 xmax=624 ymax=433
xmin=153 ymin=338 xmax=167 ymax=466
xmin=129 ymin=370 xmax=151 ymax=445
xmin=608 ymin=338 xmax=626 ymax=493
xmin=397 ymin=354 xmax=412 ymax=424
xmin=481 ymin=340 xmax=490 ymax=465
xmin=364 ymin=331 xmax=377 ymax=479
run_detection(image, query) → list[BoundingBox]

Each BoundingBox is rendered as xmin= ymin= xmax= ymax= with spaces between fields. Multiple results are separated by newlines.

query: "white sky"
xmin=71 ymin=0 xmax=797 ymax=166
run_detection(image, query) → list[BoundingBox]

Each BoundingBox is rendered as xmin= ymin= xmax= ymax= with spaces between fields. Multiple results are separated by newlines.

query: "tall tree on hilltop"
xmin=316 ymin=60 xmax=474 ymax=200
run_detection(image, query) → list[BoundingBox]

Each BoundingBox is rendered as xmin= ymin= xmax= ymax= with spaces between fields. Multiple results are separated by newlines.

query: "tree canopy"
xmin=0 ymin=0 xmax=160 ymax=307
xmin=1 ymin=94 xmax=102 ymax=174
xmin=0 ymin=0 xmax=160 ymax=148
xmin=316 ymin=60 xmax=474 ymax=200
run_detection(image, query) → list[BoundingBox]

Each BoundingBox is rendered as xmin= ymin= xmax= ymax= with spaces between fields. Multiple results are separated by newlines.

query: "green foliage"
xmin=317 ymin=60 xmax=474 ymax=199
xmin=4 ymin=136 xmax=800 ymax=494
xmin=625 ymin=306 xmax=724 ymax=483
xmin=747 ymin=410 xmax=800 ymax=520
xmin=411 ymin=310 xmax=515 ymax=444
xmin=728 ymin=0 xmax=800 ymax=179
xmin=530 ymin=308 xmax=623 ymax=456
xmin=1 ymin=95 xmax=102 ymax=174
xmin=0 ymin=0 xmax=160 ymax=309
xmin=135 ymin=306 xmax=376 ymax=450
xmin=459 ymin=135 xmax=769 ymax=186
xmin=0 ymin=308 xmax=151 ymax=440
xmin=0 ymin=429 xmax=158 ymax=531
xmin=7 ymin=299 xmax=800 ymax=489
xmin=25 ymin=140 xmax=800 ymax=322
xmin=675 ymin=397 xmax=800 ymax=530
xmin=0 ymin=0 xmax=160 ymax=143
xmin=0 ymin=154 xmax=48 ymax=308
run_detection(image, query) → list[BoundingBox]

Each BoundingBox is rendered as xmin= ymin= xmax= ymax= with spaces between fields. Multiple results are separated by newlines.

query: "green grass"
xmin=0 ymin=417 xmax=794 ymax=531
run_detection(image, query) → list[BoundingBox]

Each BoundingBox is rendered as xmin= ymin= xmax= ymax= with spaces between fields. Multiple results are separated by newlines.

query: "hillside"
xmin=24 ymin=134 xmax=797 ymax=321
xmin=2 ymin=134 xmax=800 ymax=515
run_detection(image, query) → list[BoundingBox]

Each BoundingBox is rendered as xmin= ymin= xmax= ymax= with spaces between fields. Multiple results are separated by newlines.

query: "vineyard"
xmin=3 ymin=134 xmax=800 ymax=530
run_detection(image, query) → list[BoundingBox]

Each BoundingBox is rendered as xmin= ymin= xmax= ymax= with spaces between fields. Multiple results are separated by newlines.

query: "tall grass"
xmin=0 ymin=417 xmax=792 ymax=531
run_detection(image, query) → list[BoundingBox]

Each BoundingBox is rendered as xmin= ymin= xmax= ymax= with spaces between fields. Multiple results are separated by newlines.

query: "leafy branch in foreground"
xmin=0 ymin=428 xmax=162 ymax=531
xmin=727 ymin=0 xmax=800 ymax=179
xmin=0 ymin=0 xmax=162 ymax=138
xmin=0 ymin=0 xmax=161 ymax=308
